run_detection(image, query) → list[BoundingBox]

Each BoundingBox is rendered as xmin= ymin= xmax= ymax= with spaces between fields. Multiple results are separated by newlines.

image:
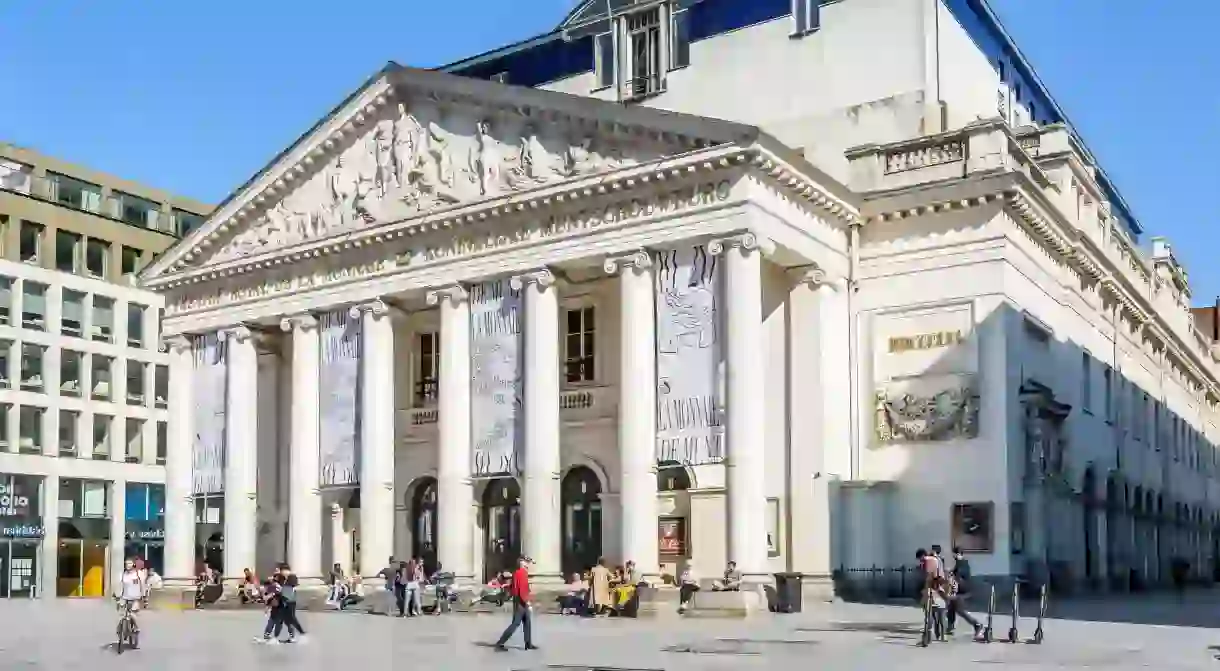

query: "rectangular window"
xmin=1103 ymin=367 xmax=1112 ymax=421
xmin=92 ymin=415 xmax=112 ymax=460
xmin=594 ymin=32 xmax=615 ymax=90
xmin=20 ymin=344 xmax=45 ymax=392
xmin=171 ymin=209 xmax=204 ymax=236
xmin=792 ymin=0 xmax=821 ymax=36
xmin=0 ymin=404 xmax=8 ymax=448
xmin=55 ymin=230 xmax=81 ymax=273
xmin=120 ymin=246 xmax=141 ymax=276
xmin=48 ymin=172 xmax=102 ymax=213
xmin=0 ymin=160 xmax=33 ymax=194
xmin=0 ymin=339 xmax=9 ymax=388
xmin=125 ymin=418 xmax=144 ymax=463
xmin=60 ymin=350 xmax=82 ymax=397
xmin=414 ymin=332 xmax=440 ymax=406
xmin=670 ymin=8 xmax=691 ymax=69
xmin=126 ymin=361 xmax=145 ymax=405
xmin=59 ymin=478 xmax=109 ymax=518
xmin=91 ymin=296 xmax=114 ymax=342
xmin=58 ymin=410 xmax=78 ymax=457
xmin=113 ymin=191 xmax=161 ymax=229
xmin=1080 ymin=354 xmax=1092 ymax=411
xmin=564 ymin=306 xmax=596 ymax=383
xmin=85 ymin=238 xmax=109 ymax=278
xmin=62 ymin=289 xmax=85 ymax=337
xmin=19 ymin=221 xmax=43 ymax=264
xmin=155 ymin=422 xmax=167 ymax=465
xmin=21 ymin=280 xmax=45 ymax=330
xmin=154 ymin=365 xmax=168 ymax=408
xmin=91 ymin=355 xmax=112 ymax=400
xmin=127 ymin=303 xmax=145 ymax=347
xmin=623 ymin=7 xmax=663 ymax=100
xmin=18 ymin=406 xmax=43 ymax=454
xmin=0 ymin=277 xmax=11 ymax=325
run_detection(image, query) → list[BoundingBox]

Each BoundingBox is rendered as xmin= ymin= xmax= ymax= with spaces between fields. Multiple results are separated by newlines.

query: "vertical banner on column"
xmin=469 ymin=278 xmax=523 ymax=477
xmin=319 ymin=309 xmax=362 ymax=487
xmin=654 ymin=244 xmax=725 ymax=466
xmin=191 ymin=333 xmax=227 ymax=495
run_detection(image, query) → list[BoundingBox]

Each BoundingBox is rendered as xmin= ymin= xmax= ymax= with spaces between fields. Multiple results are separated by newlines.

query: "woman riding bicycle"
xmin=116 ymin=559 xmax=146 ymax=632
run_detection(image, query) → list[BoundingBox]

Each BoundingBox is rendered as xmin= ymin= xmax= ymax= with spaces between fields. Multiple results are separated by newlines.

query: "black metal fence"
xmin=833 ymin=564 xmax=923 ymax=601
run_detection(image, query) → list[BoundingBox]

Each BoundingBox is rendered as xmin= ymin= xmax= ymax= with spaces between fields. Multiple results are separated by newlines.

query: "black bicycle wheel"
xmin=116 ymin=620 xmax=129 ymax=654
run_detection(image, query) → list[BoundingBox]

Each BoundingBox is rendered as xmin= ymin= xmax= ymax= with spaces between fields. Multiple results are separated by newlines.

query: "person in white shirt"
xmin=116 ymin=559 xmax=146 ymax=632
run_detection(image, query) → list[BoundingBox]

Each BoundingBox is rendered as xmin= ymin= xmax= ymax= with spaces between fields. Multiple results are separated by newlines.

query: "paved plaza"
xmin=4 ymin=593 xmax=1220 ymax=669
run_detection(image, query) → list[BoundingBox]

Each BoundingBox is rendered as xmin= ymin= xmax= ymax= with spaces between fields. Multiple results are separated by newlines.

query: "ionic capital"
xmin=279 ymin=313 xmax=319 ymax=333
xmin=603 ymin=250 xmax=653 ymax=275
xmin=348 ymin=299 xmax=390 ymax=320
xmin=425 ymin=284 xmax=468 ymax=307
xmin=788 ymin=265 xmax=838 ymax=290
xmin=160 ymin=334 xmax=193 ymax=354
xmin=509 ymin=268 xmax=556 ymax=291
xmin=218 ymin=325 xmax=254 ymax=343
xmin=708 ymin=231 xmax=776 ymax=257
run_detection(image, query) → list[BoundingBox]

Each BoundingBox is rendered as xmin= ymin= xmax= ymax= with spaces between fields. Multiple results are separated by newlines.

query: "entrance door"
xmin=482 ymin=478 xmax=520 ymax=581
xmin=5 ymin=541 xmax=37 ymax=598
xmin=561 ymin=467 xmax=602 ymax=576
xmin=412 ymin=477 xmax=438 ymax=576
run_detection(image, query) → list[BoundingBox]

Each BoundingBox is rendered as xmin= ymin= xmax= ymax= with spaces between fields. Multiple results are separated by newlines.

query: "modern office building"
xmin=142 ymin=0 xmax=1219 ymax=602
xmin=0 ymin=143 xmax=210 ymax=598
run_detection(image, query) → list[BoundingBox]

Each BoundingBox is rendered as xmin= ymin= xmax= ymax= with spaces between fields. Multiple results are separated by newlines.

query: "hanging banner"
xmin=191 ymin=333 xmax=227 ymax=495
xmin=469 ymin=278 xmax=523 ymax=477
xmin=654 ymin=244 xmax=725 ymax=466
xmin=319 ymin=309 xmax=362 ymax=487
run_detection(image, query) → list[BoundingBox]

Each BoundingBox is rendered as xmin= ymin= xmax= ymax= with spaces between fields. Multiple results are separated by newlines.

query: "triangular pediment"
xmin=141 ymin=63 xmax=757 ymax=284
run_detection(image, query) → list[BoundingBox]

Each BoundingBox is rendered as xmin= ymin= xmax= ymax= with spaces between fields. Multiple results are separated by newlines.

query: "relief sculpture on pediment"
xmin=208 ymin=98 xmax=665 ymax=264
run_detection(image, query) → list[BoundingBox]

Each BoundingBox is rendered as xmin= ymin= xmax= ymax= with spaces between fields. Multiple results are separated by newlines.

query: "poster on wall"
xmin=658 ymin=518 xmax=687 ymax=556
xmin=952 ymin=502 xmax=995 ymax=553
xmin=654 ymin=244 xmax=724 ymax=467
xmin=469 ymin=278 xmax=523 ymax=477
xmin=191 ymin=333 xmax=227 ymax=495
xmin=319 ymin=309 xmax=362 ymax=487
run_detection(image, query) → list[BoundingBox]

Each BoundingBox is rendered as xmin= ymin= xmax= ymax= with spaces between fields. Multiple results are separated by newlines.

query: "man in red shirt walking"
xmin=494 ymin=556 xmax=539 ymax=652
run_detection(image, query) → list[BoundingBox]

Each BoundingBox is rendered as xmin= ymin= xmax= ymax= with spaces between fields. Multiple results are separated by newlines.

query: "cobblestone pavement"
xmin=3 ymin=595 xmax=1220 ymax=670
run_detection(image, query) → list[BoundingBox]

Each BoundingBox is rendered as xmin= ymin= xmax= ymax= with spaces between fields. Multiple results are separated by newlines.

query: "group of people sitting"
xmin=557 ymin=558 xmax=646 ymax=617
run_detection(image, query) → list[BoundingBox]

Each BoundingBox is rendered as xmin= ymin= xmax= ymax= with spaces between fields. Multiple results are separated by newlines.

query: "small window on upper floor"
xmin=113 ymin=191 xmax=161 ymax=229
xmin=622 ymin=6 xmax=664 ymax=100
xmin=594 ymin=32 xmax=615 ymax=90
xmin=0 ymin=277 xmax=12 ymax=326
xmin=791 ymin=0 xmax=821 ymax=37
xmin=414 ymin=331 xmax=440 ymax=406
xmin=120 ymin=246 xmax=141 ymax=276
xmin=171 ymin=209 xmax=204 ymax=237
xmin=62 ymin=289 xmax=85 ymax=337
xmin=55 ymin=230 xmax=81 ymax=273
xmin=48 ymin=172 xmax=102 ymax=213
xmin=85 ymin=238 xmax=109 ymax=278
xmin=19 ymin=221 xmax=43 ymax=264
xmin=1080 ymin=353 xmax=1092 ymax=412
xmin=0 ymin=160 xmax=32 ymax=195
xmin=670 ymin=7 xmax=691 ymax=68
xmin=127 ymin=303 xmax=145 ymax=347
xmin=21 ymin=281 xmax=46 ymax=331
xmin=91 ymin=295 xmax=114 ymax=343
xmin=564 ymin=306 xmax=596 ymax=384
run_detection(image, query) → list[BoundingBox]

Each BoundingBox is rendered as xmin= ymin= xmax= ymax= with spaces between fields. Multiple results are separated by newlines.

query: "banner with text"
xmin=469 ymin=278 xmax=523 ymax=477
xmin=654 ymin=244 xmax=725 ymax=467
xmin=191 ymin=333 xmax=227 ymax=495
xmin=319 ymin=309 xmax=362 ymax=487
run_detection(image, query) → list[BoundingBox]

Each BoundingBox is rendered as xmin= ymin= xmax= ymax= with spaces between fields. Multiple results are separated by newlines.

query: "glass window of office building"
xmin=124 ymin=483 xmax=164 ymax=575
xmin=56 ymin=478 xmax=109 ymax=597
xmin=0 ymin=473 xmax=44 ymax=598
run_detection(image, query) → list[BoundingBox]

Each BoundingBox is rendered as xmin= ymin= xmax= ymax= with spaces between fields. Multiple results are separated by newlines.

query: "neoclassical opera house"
xmin=141 ymin=65 xmax=855 ymax=594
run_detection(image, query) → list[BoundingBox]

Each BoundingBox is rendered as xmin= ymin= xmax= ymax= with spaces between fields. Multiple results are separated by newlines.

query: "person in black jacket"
xmin=946 ymin=547 xmax=982 ymax=637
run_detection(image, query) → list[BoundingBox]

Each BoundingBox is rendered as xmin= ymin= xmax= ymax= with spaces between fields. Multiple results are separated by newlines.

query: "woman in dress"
xmin=590 ymin=557 xmax=612 ymax=616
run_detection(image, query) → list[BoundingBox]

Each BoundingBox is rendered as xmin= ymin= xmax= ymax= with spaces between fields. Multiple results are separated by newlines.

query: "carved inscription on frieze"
xmin=166 ymin=260 xmax=395 ymax=315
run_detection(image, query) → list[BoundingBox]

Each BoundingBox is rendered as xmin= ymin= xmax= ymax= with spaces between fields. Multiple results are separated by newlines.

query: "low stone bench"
xmin=685 ymin=589 xmax=767 ymax=618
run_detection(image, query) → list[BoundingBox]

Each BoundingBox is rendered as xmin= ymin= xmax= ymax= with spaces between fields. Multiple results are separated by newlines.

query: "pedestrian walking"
xmin=494 ymin=556 xmax=540 ymax=652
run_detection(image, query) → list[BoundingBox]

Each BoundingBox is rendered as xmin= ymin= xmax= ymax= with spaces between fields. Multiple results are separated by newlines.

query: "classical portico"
xmin=141 ymin=65 xmax=856 ymax=597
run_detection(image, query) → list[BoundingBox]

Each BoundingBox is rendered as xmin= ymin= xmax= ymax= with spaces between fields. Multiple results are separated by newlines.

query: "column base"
xmin=800 ymin=574 xmax=837 ymax=603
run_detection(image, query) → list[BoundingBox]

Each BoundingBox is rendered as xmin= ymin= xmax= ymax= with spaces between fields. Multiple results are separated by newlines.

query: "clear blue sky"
xmin=1 ymin=1 xmax=1216 ymax=298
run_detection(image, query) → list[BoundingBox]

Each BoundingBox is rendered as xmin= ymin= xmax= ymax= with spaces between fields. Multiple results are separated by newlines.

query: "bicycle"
xmin=115 ymin=599 xmax=140 ymax=653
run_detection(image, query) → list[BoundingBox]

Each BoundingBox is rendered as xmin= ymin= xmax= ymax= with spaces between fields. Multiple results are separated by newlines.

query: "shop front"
xmin=56 ymin=478 xmax=111 ymax=597
xmin=124 ymin=483 xmax=165 ymax=575
xmin=0 ymin=473 xmax=44 ymax=598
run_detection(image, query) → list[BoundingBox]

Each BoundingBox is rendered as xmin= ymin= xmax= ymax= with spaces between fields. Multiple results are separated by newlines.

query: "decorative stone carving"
xmin=210 ymin=98 xmax=660 ymax=263
xmin=874 ymin=378 xmax=980 ymax=443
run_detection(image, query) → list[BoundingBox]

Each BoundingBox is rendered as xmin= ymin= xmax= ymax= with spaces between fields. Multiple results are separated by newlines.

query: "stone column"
xmin=280 ymin=314 xmax=323 ymax=583
xmin=710 ymin=232 xmax=772 ymax=581
xmin=605 ymin=251 xmax=659 ymax=579
xmin=511 ymin=269 xmax=562 ymax=582
xmin=163 ymin=336 xmax=196 ymax=586
xmin=109 ymin=478 xmax=127 ymax=593
xmin=352 ymin=300 xmax=395 ymax=581
xmin=221 ymin=326 xmax=259 ymax=583
xmin=427 ymin=285 xmax=475 ymax=582
xmin=40 ymin=474 xmax=58 ymax=599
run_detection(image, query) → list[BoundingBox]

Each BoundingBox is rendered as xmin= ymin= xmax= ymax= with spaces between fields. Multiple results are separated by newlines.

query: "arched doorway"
xmin=561 ymin=467 xmax=603 ymax=576
xmin=482 ymin=478 xmax=521 ymax=581
xmin=411 ymin=477 xmax=438 ymax=576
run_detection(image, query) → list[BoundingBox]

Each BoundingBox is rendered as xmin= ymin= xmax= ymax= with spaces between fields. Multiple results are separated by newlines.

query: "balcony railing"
xmin=0 ymin=174 xmax=180 ymax=235
xmin=402 ymin=387 xmax=612 ymax=434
